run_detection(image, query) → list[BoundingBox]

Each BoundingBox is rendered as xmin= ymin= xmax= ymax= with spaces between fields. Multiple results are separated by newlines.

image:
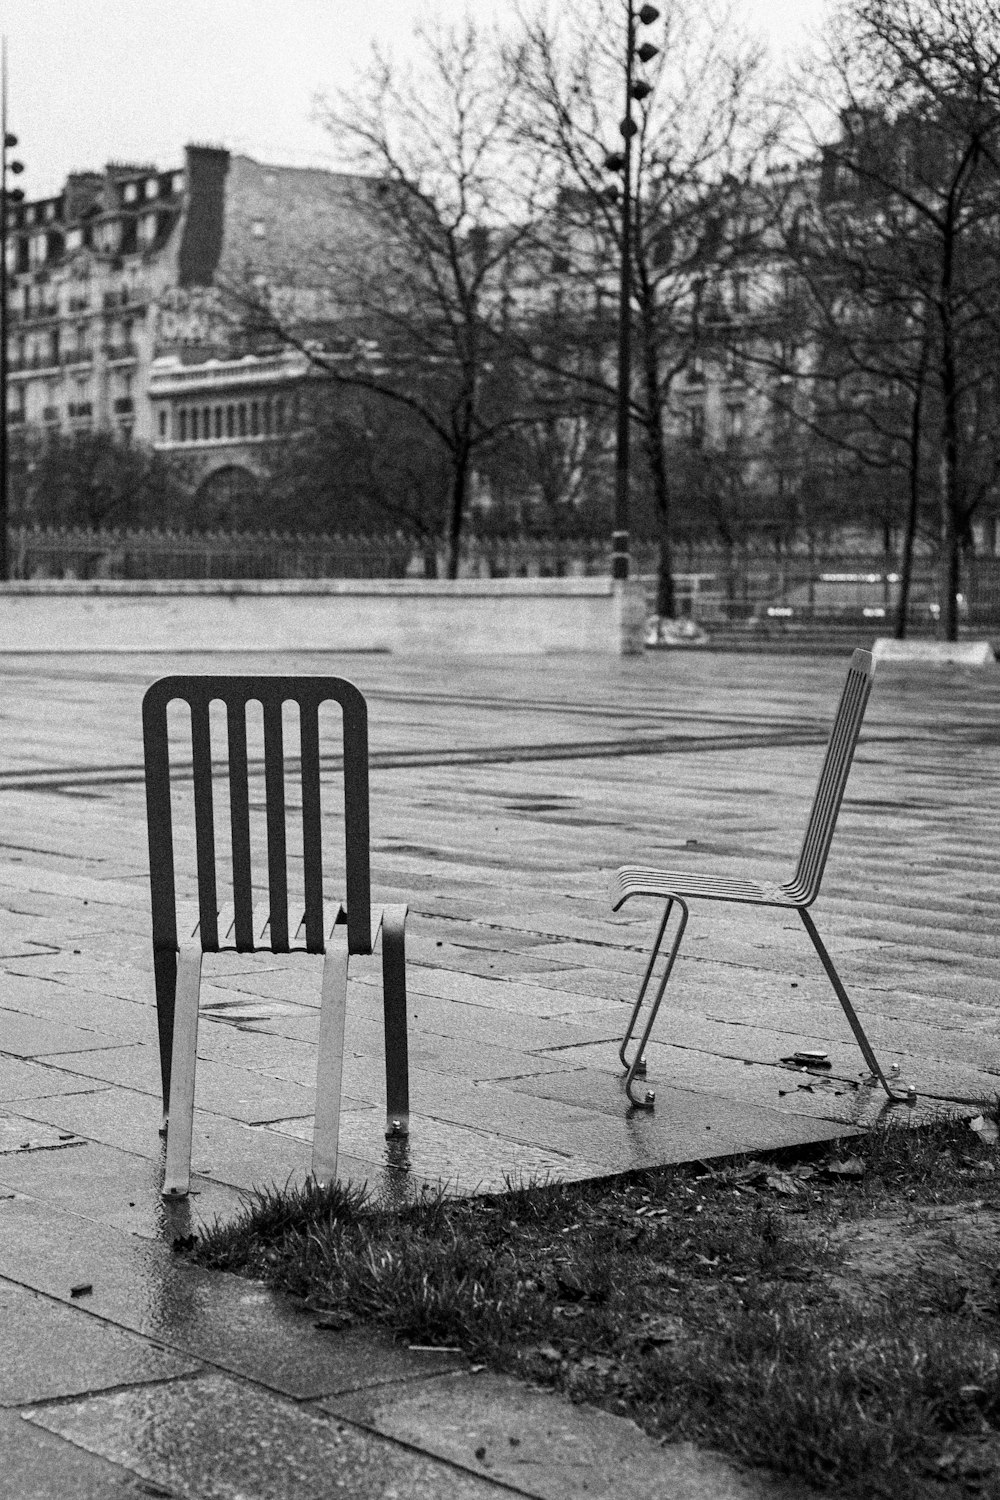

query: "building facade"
xmin=4 ymin=146 xmax=368 ymax=497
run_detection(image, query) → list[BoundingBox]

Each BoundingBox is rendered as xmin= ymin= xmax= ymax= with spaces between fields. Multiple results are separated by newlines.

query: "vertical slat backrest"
xmin=189 ymin=697 xmax=219 ymax=951
xmin=226 ymin=698 xmax=254 ymax=951
xmin=142 ymin=676 xmax=373 ymax=956
xmin=299 ymin=700 xmax=324 ymax=953
xmin=786 ymin=649 xmax=874 ymax=906
xmin=261 ymin=694 xmax=289 ymax=951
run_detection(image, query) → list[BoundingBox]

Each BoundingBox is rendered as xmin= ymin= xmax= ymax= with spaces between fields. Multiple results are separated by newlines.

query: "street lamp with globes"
xmin=604 ymin=2 xmax=659 ymax=582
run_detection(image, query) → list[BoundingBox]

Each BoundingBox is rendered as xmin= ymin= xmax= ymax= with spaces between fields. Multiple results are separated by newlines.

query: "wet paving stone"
xmin=25 ymin=1372 xmax=511 ymax=1499
xmin=0 ymin=1277 xmax=199 ymax=1405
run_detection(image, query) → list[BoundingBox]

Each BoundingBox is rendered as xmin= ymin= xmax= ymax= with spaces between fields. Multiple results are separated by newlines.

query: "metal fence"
xmin=9 ymin=525 xmax=416 ymax=581
xmin=7 ymin=525 xmax=1000 ymax=628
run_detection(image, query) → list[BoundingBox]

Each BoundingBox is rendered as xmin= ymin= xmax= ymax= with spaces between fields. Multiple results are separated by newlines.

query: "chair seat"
xmin=612 ymin=865 xmax=796 ymax=910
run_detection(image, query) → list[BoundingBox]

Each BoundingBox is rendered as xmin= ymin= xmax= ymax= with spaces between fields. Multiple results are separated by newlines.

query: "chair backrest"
xmin=783 ymin=648 xmax=874 ymax=906
xmin=143 ymin=675 xmax=372 ymax=957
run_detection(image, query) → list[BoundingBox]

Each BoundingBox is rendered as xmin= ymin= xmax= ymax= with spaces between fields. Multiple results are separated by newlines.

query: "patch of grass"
xmin=194 ymin=1115 xmax=1000 ymax=1498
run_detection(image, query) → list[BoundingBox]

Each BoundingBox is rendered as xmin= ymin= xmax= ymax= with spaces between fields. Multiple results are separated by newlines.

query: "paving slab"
xmin=0 ymin=1410 xmax=147 ymax=1500
xmin=324 ymin=1369 xmax=814 ymax=1500
xmin=24 ymin=1373 xmax=512 ymax=1500
xmin=0 ymin=1276 xmax=200 ymax=1405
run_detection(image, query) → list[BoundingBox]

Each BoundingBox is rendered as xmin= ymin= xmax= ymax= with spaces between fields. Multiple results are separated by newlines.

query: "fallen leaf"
xmin=969 ymin=1115 xmax=1000 ymax=1146
xmin=822 ymin=1156 xmax=865 ymax=1179
xmin=763 ymin=1172 xmax=801 ymax=1196
xmin=536 ymin=1344 xmax=562 ymax=1363
xmin=70 ymin=1282 xmax=93 ymax=1298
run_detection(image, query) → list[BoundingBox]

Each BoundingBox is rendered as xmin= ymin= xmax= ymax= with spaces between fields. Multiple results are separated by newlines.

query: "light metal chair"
xmin=143 ymin=675 xmax=409 ymax=1198
xmin=611 ymin=649 xmax=906 ymax=1107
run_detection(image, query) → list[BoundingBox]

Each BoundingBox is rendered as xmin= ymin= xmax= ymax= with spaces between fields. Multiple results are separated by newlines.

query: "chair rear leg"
xmin=153 ymin=947 xmax=177 ymax=1133
xmin=798 ymin=907 xmax=907 ymax=1102
xmin=380 ymin=905 xmax=410 ymax=1140
xmin=312 ymin=928 xmax=349 ymax=1186
xmin=161 ymin=945 xmax=203 ymax=1198
xmin=622 ymin=897 xmax=689 ymax=1109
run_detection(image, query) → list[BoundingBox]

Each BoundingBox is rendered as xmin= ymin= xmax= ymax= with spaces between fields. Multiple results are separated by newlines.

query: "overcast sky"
xmin=1 ymin=0 xmax=831 ymax=199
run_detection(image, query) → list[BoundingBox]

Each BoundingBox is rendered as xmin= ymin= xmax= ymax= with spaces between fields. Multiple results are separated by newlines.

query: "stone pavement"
xmin=1 ymin=646 xmax=998 ymax=1497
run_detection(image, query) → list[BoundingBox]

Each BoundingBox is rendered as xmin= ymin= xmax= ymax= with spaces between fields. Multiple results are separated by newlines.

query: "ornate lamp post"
xmin=605 ymin=3 xmax=659 ymax=581
xmin=0 ymin=36 xmax=24 ymax=582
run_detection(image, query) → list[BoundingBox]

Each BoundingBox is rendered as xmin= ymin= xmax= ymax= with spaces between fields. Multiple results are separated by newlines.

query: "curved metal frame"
xmin=611 ymin=650 xmax=908 ymax=1110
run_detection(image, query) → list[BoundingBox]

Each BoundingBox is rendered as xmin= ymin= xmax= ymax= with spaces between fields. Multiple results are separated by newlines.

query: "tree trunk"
xmin=939 ymin=450 xmax=961 ymax=640
xmin=894 ymin=360 xmax=925 ymax=640
xmin=638 ymin=311 xmax=675 ymax=618
xmin=446 ymin=447 xmax=469 ymax=581
xmin=937 ymin=231 xmax=962 ymax=641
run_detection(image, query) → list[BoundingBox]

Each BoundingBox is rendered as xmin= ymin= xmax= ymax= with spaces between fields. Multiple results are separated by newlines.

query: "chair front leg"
xmin=797 ymin=907 xmax=908 ymax=1102
xmin=622 ymin=896 xmax=689 ymax=1109
xmin=617 ymin=894 xmax=689 ymax=1110
xmin=619 ymin=899 xmax=674 ymax=1069
xmin=312 ymin=927 xmax=350 ymax=1186
xmin=161 ymin=944 xmax=204 ymax=1198
xmin=380 ymin=904 xmax=410 ymax=1140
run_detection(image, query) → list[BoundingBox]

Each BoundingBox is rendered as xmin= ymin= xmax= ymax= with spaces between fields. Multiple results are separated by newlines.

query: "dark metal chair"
xmin=143 ymin=675 xmax=409 ymax=1198
xmin=611 ymin=649 xmax=906 ymax=1107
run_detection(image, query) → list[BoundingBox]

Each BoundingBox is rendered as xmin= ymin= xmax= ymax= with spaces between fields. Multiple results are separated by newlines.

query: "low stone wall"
xmin=0 ymin=578 xmax=647 ymax=655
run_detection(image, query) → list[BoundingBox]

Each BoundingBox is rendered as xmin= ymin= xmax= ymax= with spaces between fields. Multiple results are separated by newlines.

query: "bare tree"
xmin=513 ymin=0 xmax=785 ymax=616
xmin=793 ymin=0 xmax=1000 ymax=638
xmin=232 ymin=17 xmax=551 ymax=579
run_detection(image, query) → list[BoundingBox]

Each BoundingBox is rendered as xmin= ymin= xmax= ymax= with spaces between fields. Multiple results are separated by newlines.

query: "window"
xmin=226 ymin=404 xmax=235 ymax=438
xmin=214 ymin=406 xmax=223 ymax=439
xmin=158 ymin=410 xmax=167 ymax=438
xmin=687 ymin=405 xmax=705 ymax=448
xmin=238 ymin=403 xmax=247 ymax=437
xmin=731 ymin=273 xmax=747 ymax=313
xmin=202 ymin=406 xmax=210 ymax=439
xmin=725 ymin=404 xmax=745 ymax=444
xmin=191 ymin=409 xmax=199 ymax=441
xmin=262 ymin=400 xmax=272 ymax=435
xmin=686 ymin=355 xmax=705 ymax=387
xmin=179 ymin=409 xmax=188 ymax=442
xmin=275 ymin=397 xmax=285 ymax=433
xmin=145 ymin=178 xmax=159 ymax=200
xmin=252 ymin=220 xmax=266 ymax=238
xmin=250 ymin=401 xmax=259 ymax=436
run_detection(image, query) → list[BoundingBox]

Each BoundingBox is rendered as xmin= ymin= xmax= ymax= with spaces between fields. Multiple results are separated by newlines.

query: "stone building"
xmin=4 ymin=146 xmax=373 ymax=500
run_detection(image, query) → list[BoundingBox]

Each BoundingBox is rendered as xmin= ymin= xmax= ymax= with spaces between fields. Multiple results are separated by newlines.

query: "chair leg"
xmin=619 ymin=900 xmax=673 ymax=1070
xmin=798 ymin=907 xmax=907 ymax=1102
xmin=621 ymin=896 xmax=689 ymax=1109
xmin=312 ymin=927 xmax=349 ymax=1186
xmin=380 ymin=904 xmax=410 ymax=1140
xmin=153 ymin=947 xmax=177 ymax=1132
xmin=161 ymin=945 xmax=203 ymax=1199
